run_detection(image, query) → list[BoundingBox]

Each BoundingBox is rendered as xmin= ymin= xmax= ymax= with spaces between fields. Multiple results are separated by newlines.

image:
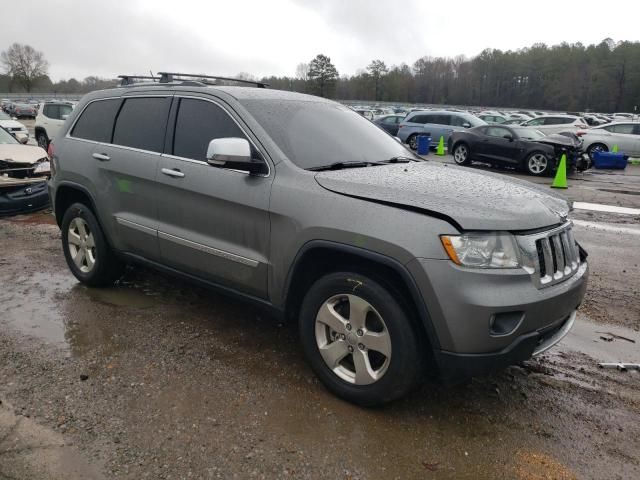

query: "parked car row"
xmin=351 ymin=103 xmax=639 ymax=176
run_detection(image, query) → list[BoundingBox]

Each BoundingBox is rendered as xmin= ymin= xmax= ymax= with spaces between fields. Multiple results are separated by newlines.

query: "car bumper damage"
xmin=407 ymin=248 xmax=588 ymax=383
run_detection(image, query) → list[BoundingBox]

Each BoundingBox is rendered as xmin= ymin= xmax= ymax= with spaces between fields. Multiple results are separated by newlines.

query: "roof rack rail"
xmin=157 ymin=72 xmax=268 ymax=88
xmin=118 ymin=75 xmax=160 ymax=86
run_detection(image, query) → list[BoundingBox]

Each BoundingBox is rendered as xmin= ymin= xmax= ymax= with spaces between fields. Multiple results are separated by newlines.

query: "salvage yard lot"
xmin=1 ymin=164 xmax=639 ymax=479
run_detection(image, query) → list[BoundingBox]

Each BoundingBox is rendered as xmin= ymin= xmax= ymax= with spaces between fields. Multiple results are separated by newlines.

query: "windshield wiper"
xmin=380 ymin=156 xmax=418 ymax=163
xmin=307 ymin=161 xmax=384 ymax=171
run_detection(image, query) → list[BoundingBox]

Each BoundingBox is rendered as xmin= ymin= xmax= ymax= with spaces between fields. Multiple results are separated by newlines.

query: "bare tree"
xmin=295 ymin=63 xmax=309 ymax=81
xmin=1 ymin=43 xmax=49 ymax=92
xmin=236 ymin=72 xmax=257 ymax=81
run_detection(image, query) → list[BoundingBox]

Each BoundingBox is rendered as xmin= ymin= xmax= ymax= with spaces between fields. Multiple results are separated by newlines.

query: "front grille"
xmin=518 ymin=223 xmax=581 ymax=289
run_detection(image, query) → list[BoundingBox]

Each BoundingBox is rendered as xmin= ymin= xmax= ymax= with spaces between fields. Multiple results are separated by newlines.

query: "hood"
xmin=0 ymin=119 xmax=27 ymax=130
xmin=314 ymin=161 xmax=570 ymax=231
xmin=534 ymin=133 xmax=581 ymax=149
xmin=0 ymin=144 xmax=48 ymax=165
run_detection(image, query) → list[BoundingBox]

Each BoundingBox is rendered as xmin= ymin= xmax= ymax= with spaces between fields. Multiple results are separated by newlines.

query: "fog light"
xmin=489 ymin=311 xmax=524 ymax=336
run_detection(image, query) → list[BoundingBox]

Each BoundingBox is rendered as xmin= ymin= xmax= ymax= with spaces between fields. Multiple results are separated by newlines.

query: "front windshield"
xmin=513 ymin=128 xmax=545 ymax=140
xmin=0 ymin=127 xmax=19 ymax=144
xmin=240 ymin=99 xmax=414 ymax=169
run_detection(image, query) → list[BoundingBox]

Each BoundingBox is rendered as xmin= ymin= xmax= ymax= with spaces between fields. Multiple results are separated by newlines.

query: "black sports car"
xmin=448 ymin=125 xmax=589 ymax=176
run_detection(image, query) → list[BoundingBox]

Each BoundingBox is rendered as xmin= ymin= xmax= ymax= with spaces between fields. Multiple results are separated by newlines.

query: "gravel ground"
xmin=1 ymin=165 xmax=639 ymax=479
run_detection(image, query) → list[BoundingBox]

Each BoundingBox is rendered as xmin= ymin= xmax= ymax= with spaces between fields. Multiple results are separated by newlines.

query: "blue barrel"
xmin=417 ymin=135 xmax=431 ymax=155
xmin=592 ymin=152 xmax=628 ymax=169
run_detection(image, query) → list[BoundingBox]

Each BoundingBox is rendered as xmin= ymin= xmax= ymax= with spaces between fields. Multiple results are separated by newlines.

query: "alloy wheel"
xmin=67 ymin=217 xmax=97 ymax=273
xmin=314 ymin=294 xmax=392 ymax=385
xmin=454 ymin=145 xmax=468 ymax=164
xmin=528 ymin=154 xmax=548 ymax=174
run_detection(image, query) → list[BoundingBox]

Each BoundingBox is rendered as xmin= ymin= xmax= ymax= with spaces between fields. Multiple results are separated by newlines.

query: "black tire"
xmin=407 ymin=134 xmax=418 ymax=150
xmin=36 ymin=131 xmax=49 ymax=150
xmin=452 ymin=142 xmax=471 ymax=165
xmin=299 ymin=272 xmax=423 ymax=406
xmin=61 ymin=202 xmax=124 ymax=287
xmin=524 ymin=151 xmax=550 ymax=176
xmin=586 ymin=143 xmax=608 ymax=160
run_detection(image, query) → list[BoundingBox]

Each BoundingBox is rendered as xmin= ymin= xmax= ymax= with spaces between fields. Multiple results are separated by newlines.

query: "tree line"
xmin=2 ymin=39 xmax=639 ymax=112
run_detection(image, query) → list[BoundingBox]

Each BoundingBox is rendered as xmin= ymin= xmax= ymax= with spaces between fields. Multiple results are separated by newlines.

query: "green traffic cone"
xmin=436 ymin=136 xmax=445 ymax=156
xmin=612 ymin=145 xmax=619 ymax=153
xmin=551 ymin=154 xmax=568 ymax=189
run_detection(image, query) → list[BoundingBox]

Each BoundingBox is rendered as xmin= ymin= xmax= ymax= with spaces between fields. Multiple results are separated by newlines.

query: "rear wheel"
xmin=587 ymin=143 xmax=608 ymax=160
xmin=299 ymin=272 xmax=422 ymax=406
xmin=452 ymin=143 xmax=471 ymax=165
xmin=61 ymin=202 xmax=124 ymax=286
xmin=525 ymin=152 xmax=549 ymax=176
xmin=407 ymin=134 xmax=418 ymax=150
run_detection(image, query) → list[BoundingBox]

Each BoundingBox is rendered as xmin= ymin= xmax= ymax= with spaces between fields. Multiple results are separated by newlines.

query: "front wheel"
xmin=61 ymin=202 xmax=124 ymax=286
xmin=525 ymin=152 xmax=550 ymax=176
xmin=452 ymin=143 xmax=471 ymax=165
xmin=586 ymin=143 xmax=608 ymax=160
xmin=36 ymin=132 xmax=49 ymax=149
xmin=407 ymin=134 xmax=418 ymax=150
xmin=299 ymin=272 xmax=422 ymax=406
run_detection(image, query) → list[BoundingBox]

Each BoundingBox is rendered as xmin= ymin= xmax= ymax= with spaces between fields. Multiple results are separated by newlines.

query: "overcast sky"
xmin=2 ymin=0 xmax=639 ymax=81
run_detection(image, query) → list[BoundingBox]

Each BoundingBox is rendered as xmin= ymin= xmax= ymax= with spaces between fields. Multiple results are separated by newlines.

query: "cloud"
xmin=1 ymin=0 xmax=638 ymax=81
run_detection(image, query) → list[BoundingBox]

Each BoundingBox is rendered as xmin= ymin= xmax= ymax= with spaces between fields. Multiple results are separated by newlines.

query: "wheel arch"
xmin=34 ymin=126 xmax=48 ymax=138
xmin=54 ymin=182 xmax=100 ymax=228
xmin=283 ymin=240 xmax=441 ymax=356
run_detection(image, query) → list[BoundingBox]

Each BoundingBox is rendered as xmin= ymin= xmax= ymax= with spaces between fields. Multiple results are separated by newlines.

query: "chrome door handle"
xmin=92 ymin=152 xmax=110 ymax=161
xmin=161 ymin=168 xmax=185 ymax=178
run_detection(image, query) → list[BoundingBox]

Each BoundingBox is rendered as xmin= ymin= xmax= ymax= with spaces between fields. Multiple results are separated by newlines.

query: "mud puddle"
xmin=560 ymin=314 xmax=640 ymax=362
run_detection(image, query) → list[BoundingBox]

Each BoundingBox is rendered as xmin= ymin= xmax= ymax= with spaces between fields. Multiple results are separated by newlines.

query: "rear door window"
xmin=112 ymin=97 xmax=172 ymax=152
xmin=606 ymin=124 xmax=636 ymax=134
xmin=407 ymin=114 xmax=427 ymax=124
xmin=172 ymin=98 xmax=246 ymax=161
xmin=451 ymin=115 xmax=471 ymax=127
xmin=71 ymin=99 xmax=121 ymax=143
xmin=428 ymin=115 xmax=450 ymax=125
xmin=43 ymin=104 xmax=59 ymax=119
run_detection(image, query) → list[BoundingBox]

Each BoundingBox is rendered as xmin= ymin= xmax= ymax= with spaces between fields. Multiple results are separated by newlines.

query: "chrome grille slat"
xmin=552 ymin=234 xmax=565 ymax=277
xmin=540 ymin=238 xmax=554 ymax=283
xmin=517 ymin=222 xmax=580 ymax=289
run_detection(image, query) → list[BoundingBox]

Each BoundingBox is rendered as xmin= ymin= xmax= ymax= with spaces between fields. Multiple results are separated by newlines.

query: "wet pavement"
xmin=1 ymin=165 xmax=639 ymax=479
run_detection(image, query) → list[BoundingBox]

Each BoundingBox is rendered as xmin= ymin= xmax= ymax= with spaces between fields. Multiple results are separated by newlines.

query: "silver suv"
xmin=48 ymin=73 xmax=588 ymax=406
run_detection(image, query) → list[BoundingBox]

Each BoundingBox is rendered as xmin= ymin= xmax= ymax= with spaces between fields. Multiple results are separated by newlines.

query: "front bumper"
xmin=0 ymin=181 xmax=50 ymax=217
xmin=434 ymin=311 xmax=576 ymax=383
xmin=407 ymin=254 xmax=588 ymax=382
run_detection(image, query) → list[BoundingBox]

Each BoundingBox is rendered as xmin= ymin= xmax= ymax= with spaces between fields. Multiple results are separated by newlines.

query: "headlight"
xmin=440 ymin=233 xmax=521 ymax=268
xmin=33 ymin=159 xmax=51 ymax=174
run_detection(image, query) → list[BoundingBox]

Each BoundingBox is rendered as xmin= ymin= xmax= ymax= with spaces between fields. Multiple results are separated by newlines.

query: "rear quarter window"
xmin=71 ymin=99 xmax=121 ymax=143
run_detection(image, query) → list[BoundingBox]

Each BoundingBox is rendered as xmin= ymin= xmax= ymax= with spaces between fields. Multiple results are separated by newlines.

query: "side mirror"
xmin=394 ymin=136 xmax=402 ymax=143
xmin=61 ymin=114 xmax=69 ymax=120
xmin=10 ymin=116 xmax=17 ymax=120
xmin=16 ymin=133 xmax=29 ymax=144
xmin=462 ymin=122 xmax=471 ymax=128
xmin=206 ymin=137 xmax=267 ymax=175
xmin=503 ymin=134 xmax=514 ymax=141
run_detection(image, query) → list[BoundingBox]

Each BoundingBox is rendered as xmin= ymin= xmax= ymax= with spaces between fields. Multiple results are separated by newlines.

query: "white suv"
xmin=35 ymin=101 xmax=74 ymax=149
xmin=520 ymin=115 xmax=588 ymax=135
